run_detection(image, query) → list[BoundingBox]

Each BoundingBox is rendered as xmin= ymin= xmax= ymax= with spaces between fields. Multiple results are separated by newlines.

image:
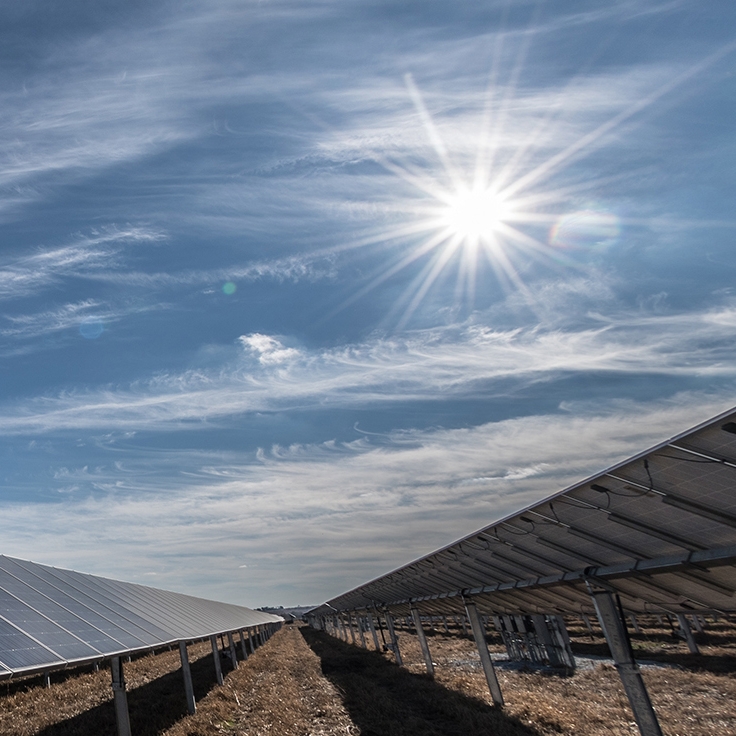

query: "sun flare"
xmin=329 ymin=62 xmax=650 ymax=329
xmin=439 ymin=187 xmax=513 ymax=242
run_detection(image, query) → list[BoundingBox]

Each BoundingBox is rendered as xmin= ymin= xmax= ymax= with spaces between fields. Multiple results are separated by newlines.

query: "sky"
xmin=1 ymin=0 xmax=735 ymax=607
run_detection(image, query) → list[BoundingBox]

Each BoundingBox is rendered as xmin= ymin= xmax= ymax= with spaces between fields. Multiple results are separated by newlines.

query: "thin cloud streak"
xmin=0 ymin=227 xmax=165 ymax=300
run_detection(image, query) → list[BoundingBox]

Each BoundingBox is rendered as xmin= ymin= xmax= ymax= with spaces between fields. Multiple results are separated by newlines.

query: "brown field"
xmin=1 ymin=616 xmax=734 ymax=735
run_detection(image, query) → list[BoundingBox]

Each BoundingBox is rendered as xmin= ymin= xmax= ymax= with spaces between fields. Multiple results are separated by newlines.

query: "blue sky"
xmin=1 ymin=0 xmax=736 ymax=606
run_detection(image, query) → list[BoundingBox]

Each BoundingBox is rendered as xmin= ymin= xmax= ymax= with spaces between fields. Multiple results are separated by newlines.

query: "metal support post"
xmin=366 ymin=613 xmax=381 ymax=650
xmin=410 ymin=607 xmax=434 ymax=677
xmin=532 ymin=614 xmax=562 ymax=667
xmin=179 ymin=641 xmax=196 ymax=715
xmin=44 ymin=673 xmax=51 ymax=688
xmin=588 ymin=586 xmax=663 ymax=736
xmin=228 ymin=631 xmax=239 ymax=668
xmin=347 ymin=614 xmax=356 ymax=645
xmin=465 ymin=600 xmax=504 ymax=706
xmin=248 ymin=629 xmax=256 ymax=654
xmin=385 ymin=613 xmax=403 ymax=665
xmin=442 ymin=616 xmax=449 ymax=633
xmin=551 ymin=615 xmax=576 ymax=669
xmin=110 ymin=656 xmax=132 ymax=736
xmin=210 ymin=635 xmax=224 ymax=686
xmin=581 ymin=612 xmax=595 ymax=634
xmin=676 ymin=613 xmax=700 ymax=654
xmin=239 ymin=629 xmax=248 ymax=660
xmin=629 ymin=614 xmax=642 ymax=635
xmin=691 ymin=614 xmax=705 ymax=634
xmin=358 ymin=616 xmax=367 ymax=648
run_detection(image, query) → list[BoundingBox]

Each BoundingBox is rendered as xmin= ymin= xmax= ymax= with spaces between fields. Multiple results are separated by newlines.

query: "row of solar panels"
xmin=315 ymin=406 xmax=736 ymax=618
xmin=0 ymin=555 xmax=281 ymax=677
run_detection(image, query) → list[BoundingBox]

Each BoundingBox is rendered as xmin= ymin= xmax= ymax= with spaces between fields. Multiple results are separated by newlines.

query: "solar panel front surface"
xmin=33 ymin=564 xmax=172 ymax=644
xmin=0 ymin=557 xmax=157 ymax=648
xmin=0 ymin=557 xmax=281 ymax=678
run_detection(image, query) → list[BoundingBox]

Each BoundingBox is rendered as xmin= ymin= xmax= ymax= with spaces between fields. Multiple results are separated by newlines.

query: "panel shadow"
xmin=33 ymin=649 xmax=232 ymax=736
xmin=300 ymin=627 xmax=541 ymax=736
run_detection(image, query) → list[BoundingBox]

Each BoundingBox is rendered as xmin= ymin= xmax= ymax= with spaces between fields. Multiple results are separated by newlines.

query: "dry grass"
xmin=162 ymin=625 xmax=355 ymax=736
xmin=1 ymin=617 xmax=734 ymax=735
xmin=300 ymin=627 xmax=537 ymax=736
xmin=0 ymin=640 xmax=215 ymax=735
xmin=379 ymin=616 xmax=736 ymax=735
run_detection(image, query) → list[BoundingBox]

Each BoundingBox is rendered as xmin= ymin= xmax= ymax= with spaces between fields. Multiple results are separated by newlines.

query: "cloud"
xmin=240 ymin=334 xmax=301 ymax=365
xmin=0 ymin=301 xmax=101 ymax=339
xmin=89 ymin=251 xmax=337 ymax=290
xmin=0 ymin=227 xmax=164 ymax=300
xmin=0 ymin=296 xmax=735 ymax=434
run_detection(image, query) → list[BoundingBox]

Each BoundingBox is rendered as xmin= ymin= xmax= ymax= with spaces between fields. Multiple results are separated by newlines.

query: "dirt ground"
xmin=1 ymin=617 xmax=734 ymax=735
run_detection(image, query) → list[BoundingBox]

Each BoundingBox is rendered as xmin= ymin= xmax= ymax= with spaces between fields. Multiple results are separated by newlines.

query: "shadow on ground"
xmin=34 ymin=650 xmax=232 ymax=736
xmin=301 ymin=628 xmax=540 ymax=736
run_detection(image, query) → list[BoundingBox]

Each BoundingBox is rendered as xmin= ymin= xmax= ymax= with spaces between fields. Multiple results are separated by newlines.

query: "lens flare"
xmin=222 ymin=281 xmax=237 ymax=295
xmin=79 ymin=317 xmax=104 ymax=339
xmin=550 ymin=210 xmax=620 ymax=250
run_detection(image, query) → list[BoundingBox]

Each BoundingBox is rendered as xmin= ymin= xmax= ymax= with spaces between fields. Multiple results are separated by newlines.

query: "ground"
xmin=1 ymin=617 xmax=734 ymax=735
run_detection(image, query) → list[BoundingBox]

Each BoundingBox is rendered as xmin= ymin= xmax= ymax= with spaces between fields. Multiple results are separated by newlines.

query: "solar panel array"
xmin=0 ymin=555 xmax=281 ymax=678
xmin=316 ymin=406 xmax=736 ymax=619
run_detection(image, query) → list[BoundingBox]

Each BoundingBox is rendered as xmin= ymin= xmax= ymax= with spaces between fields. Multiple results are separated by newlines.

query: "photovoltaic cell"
xmin=0 ymin=617 xmax=60 ymax=670
xmin=36 ymin=565 xmax=171 ymax=644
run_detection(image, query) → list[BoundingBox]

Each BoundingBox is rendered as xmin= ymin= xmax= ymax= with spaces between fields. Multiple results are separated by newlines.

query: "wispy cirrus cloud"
xmin=1 ymin=296 xmax=735 ymax=434
xmin=87 ymin=251 xmax=337 ymax=290
xmin=0 ymin=226 xmax=165 ymax=300
xmin=1 ymin=300 xmax=102 ymax=339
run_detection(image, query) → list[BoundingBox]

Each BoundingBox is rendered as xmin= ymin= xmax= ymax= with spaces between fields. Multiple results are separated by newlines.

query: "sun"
xmin=439 ymin=186 xmax=513 ymax=243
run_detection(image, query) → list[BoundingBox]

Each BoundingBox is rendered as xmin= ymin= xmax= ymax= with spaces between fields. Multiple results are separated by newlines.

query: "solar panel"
xmin=318 ymin=405 xmax=736 ymax=618
xmin=0 ymin=556 xmax=282 ymax=679
xmin=311 ymin=412 xmax=736 ymax=736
